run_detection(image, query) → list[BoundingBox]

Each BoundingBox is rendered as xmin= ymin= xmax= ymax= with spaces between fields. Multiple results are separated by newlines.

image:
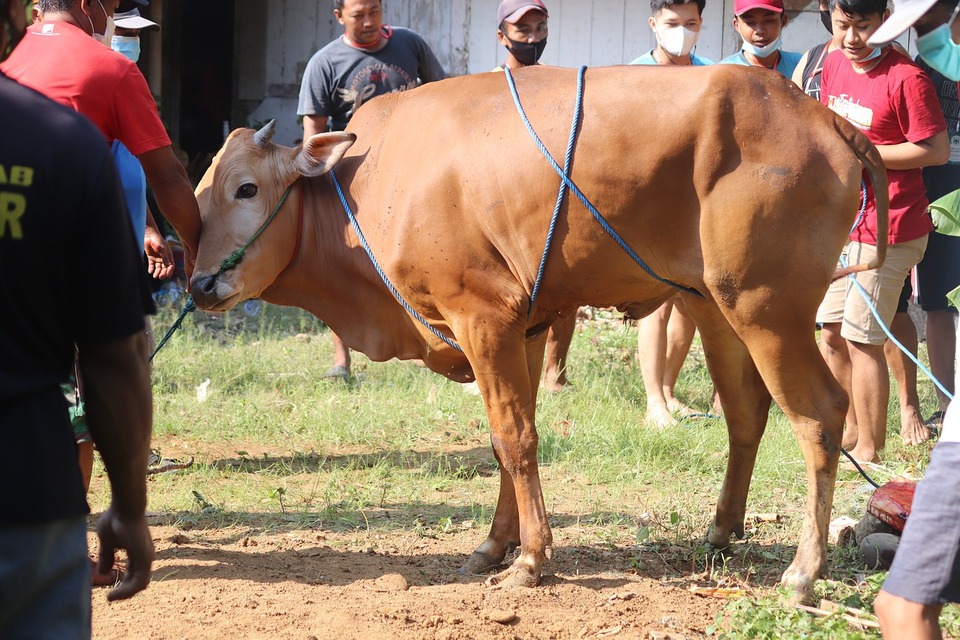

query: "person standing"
xmin=720 ymin=0 xmax=803 ymax=77
xmin=0 ymin=4 xmax=155 ymax=636
xmin=298 ymin=0 xmax=446 ymax=381
xmin=490 ymin=0 xmax=577 ymax=392
xmin=2 ymin=0 xmax=202 ymax=269
xmin=629 ymin=0 xmax=711 ymax=426
xmin=817 ymin=0 xmax=948 ymax=464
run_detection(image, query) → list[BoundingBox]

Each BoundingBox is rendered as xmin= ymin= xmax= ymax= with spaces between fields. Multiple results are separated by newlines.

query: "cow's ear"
xmin=293 ymin=132 xmax=357 ymax=177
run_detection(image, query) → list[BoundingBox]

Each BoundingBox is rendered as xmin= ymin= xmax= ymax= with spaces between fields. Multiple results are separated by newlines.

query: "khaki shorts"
xmin=816 ymin=236 xmax=928 ymax=345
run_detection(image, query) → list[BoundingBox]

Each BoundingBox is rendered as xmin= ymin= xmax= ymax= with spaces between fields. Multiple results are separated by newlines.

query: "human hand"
xmin=96 ymin=505 xmax=155 ymax=601
xmin=144 ymin=226 xmax=175 ymax=280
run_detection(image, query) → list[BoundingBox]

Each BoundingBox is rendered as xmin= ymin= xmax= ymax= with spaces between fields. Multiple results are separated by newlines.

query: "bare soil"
xmin=90 ymin=523 xmax=723 ymax=640
xmin=87 ymin=442 xmax=733 ymax=640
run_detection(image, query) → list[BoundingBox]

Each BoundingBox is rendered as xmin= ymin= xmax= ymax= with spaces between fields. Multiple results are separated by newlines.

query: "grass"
xmin=90 ymin=298 xmax=953 ymax=638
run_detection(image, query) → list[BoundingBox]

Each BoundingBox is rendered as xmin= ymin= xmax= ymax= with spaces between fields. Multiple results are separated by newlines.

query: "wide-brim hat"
xmin=867 ymin=0 xmax=939 ymax=45
xmin=113 ymin=8 xmax=159 ymax=31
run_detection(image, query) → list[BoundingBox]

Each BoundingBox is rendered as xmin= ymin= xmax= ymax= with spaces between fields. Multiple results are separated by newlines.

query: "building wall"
xmin=241 ymin=0 xmax=918 ymax=146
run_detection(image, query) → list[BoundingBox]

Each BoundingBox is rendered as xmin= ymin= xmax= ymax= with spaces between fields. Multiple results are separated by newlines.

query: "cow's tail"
xmin=830 ymin=115 xmax=888 ymax=281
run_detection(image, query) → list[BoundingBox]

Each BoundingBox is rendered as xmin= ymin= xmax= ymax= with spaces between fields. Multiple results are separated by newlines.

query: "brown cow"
xmin=190 ymin=65 xmax=887 ymax=600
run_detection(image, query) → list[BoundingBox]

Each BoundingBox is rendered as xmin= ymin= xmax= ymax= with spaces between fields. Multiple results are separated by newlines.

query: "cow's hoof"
xmin=484 ymin=563 xmax=540 ymax=589
xmin=458 ymin=551 xmax=501 ymax=577
xmin=780 ymin=567 xmax=817 ymax=605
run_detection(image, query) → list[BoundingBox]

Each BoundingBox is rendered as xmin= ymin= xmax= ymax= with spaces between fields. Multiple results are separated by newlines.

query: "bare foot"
xmin=666 ymin=397 xmax=697 ymax=417
xmin=539 ymin=375 xmax=571 ymax=394
xmin=845 ymin=447 xmax=880 ymax=465
xmin=901 ymin=406 xmax=932 ymax=445
xmin=645 ymin=404 xmax=678 ymax=428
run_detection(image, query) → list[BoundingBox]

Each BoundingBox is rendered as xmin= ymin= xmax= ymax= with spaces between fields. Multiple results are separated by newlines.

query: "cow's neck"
xmin=260 ymin=175 xmax=425 ymax=362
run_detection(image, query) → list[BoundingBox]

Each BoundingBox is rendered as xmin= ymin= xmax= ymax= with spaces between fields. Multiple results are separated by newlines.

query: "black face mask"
xmin=820 ymin=9 xmax=833 ymax=34
xmin=506 ymin=36 xmax=547 ymax=65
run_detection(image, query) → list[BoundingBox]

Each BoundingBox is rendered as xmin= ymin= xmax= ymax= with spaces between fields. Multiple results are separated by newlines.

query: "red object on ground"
xmin=867 ymin=480 xmax=917 ymax=532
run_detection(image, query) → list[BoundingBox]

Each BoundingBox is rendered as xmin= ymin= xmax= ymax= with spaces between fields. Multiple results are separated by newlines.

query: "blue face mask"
xmin=742 ymin=34 xmax=782 ymax=58
xmin=854 ymin=44 xmax=884 ymax=66
xmin=918 ymin=23 xmax=960 ymax=81
xmin=111 ymin=35 xmax=140 ymax=62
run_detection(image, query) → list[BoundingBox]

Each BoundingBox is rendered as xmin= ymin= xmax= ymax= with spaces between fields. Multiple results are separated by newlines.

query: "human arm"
xmin=137 ymin=145 xmax=200 ymax=275
xmin=143 ymin=206 xmax=174 ymax=280
xmin=416 ymin=34 xmax=446 ymax=83
xmin=791 ymin=50 xmax=810 ymax=88
xmin=77 ymin=332 xmax=155 ymax=602
xmin=303 ymin=114 xmax=329 ymax=139
xmin=876 ymin=131 xmax=950 ymax=169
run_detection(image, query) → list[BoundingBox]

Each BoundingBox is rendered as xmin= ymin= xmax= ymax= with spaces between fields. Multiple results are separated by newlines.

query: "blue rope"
xmin=503 ymin=66 xmax=702 ymax=299
xmin=328 ymin=170 xmax=463 ymax=352
xmin=527 ymin=67 xmax=584 ymax=317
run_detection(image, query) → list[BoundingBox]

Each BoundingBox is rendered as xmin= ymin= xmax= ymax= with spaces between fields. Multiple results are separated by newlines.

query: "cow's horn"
xmin=253 ymin=120 xmax=277 ymax=147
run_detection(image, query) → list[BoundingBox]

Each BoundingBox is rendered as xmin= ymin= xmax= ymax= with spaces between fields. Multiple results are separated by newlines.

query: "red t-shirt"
xmin=821 ymin=48 xmax=944 ymax=245
xmin=1 ymin=21 xmax=170 ymax=156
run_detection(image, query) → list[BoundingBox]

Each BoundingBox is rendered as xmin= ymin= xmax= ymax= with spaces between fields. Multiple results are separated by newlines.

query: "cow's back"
xmin=339 ymin=65 xmax=862 ymax=324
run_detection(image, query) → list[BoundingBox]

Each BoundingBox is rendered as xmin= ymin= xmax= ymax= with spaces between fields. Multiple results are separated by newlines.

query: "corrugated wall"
xmin=244 ymin=0 xmax=916 ymax=145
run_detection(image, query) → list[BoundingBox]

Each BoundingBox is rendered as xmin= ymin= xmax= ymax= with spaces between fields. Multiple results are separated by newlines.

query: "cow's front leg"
xmin=459 ymin=465 xmax=521 ymax=575
xmin=460 ymin=329 xmax=552 ymax=587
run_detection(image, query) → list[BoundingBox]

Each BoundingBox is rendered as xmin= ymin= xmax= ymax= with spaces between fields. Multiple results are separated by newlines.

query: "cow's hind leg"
xmin=719 ymin=297 xmax=847 ymax=603
xmin=459 ymin=330 xmax=552 ymax=587
xmin=684 ymin=299 xmax=772 ymax=548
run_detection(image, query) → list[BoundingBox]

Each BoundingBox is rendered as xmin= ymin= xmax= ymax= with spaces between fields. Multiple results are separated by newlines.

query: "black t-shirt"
xmin=0 ymin=72 xmax=154 ymax=525
xmin=917 ymin=57 xmax=960 ymax=202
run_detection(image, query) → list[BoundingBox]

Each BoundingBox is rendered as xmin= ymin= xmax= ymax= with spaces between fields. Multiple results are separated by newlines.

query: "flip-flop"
xmin=321 ymin=365 xmax=351 ymax=382
xmin=925 ymin=411 xmax=945 ymax=437
xmin=147 ymin=450 xmax=195 ymax=475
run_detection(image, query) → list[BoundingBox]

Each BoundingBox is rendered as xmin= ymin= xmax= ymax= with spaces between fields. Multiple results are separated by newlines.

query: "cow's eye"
xmin=236 ymin=183 xmax=258 ymax=199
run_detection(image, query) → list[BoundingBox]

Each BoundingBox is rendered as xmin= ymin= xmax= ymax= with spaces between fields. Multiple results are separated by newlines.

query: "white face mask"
xmin=656 ymin=25 xmax=700 ymax=57
xmin=87 ymin=0 xmax=109 ymax=43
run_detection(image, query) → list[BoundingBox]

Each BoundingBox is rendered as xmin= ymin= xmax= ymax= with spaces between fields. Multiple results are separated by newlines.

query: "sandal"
xmin=321 ymin=365 xmax=351 ymax=382
xmin=147 ymin=449 xmax=195 ymax=475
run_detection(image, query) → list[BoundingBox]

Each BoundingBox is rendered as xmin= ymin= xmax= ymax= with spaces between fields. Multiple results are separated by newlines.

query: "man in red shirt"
xmin=818 ymin=0 xmax=949 ymax=465
xmin=1 ymin=0 xmax=200 ymax=262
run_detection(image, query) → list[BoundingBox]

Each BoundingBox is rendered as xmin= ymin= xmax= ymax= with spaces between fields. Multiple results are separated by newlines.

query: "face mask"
xmin=505 ymin=36 xmax=547 ymax=65
xmin=657 ymin=25 xmax=700 ymax=57
xmin=918 ymin=23 xmax=960 ymax=81
xmin=853 ymin=44 xmax=883 ymax=66
xmin=111 ymin=35 xmax=140 ymax=62
xmin=88 ymin=0 xmax=107 ymax=42
xmin=742 ymin=34 xmax=782 ymax=57
xmin=820 ymin=9 xmax=833 ymax=34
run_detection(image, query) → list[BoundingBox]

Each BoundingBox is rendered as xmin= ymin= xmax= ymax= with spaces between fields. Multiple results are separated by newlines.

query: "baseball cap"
xmin=497 ymin=0 xmax=548 ymax=25
xmin=734 ymin=0 xmax=784 ymax=14
xmin=867 ymin=0 xmax=939 ymax=46
xmin=113 ymin=8 xmax=159 ymax=31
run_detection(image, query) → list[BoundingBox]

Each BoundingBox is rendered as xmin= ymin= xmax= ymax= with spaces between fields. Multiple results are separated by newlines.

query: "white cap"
xmin=867 ymin=0 xmax=939 ymax=46
xmin=113 ymin=8 xmax=160 ymax=31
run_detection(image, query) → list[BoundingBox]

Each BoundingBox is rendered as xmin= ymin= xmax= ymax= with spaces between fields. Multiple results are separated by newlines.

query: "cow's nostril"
xmin=194 ymin=274 xmax=218 ymax=296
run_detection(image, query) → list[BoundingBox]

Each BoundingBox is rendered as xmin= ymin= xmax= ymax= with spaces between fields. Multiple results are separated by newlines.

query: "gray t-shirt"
xmin=297 ymin=27 xmax=446 ymax=131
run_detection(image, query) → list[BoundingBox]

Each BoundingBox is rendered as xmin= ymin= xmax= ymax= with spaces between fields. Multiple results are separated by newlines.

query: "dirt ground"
xmin=89 ymin=522 xmax=723 ymax=640
xmin=87 ymin=439 xmax=730 ymax=639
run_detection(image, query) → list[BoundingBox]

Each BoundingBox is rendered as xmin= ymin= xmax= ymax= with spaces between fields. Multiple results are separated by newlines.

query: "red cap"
xmin=497 ymin=0 xmax=549 ymax=25
xmin=734 ymin=0 xmax=783 ymax=14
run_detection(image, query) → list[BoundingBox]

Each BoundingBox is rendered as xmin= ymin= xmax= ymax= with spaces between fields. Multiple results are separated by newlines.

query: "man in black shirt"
xmin=0 ymin=3 xmax=155 ymax=637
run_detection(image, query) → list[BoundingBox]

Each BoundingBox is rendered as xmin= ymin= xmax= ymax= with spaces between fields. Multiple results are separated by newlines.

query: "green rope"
xmin=219 ymin=183 xmax=294 ymax=273
xmin=152 ymin=182 xmax=295 ymax=362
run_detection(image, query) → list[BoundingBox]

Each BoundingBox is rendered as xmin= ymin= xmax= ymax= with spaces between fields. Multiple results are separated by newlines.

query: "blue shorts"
xmin=0 ymin=516 xmax=90 ymax=639
xmin=883 ymin=442 xmax=960 ymax=605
